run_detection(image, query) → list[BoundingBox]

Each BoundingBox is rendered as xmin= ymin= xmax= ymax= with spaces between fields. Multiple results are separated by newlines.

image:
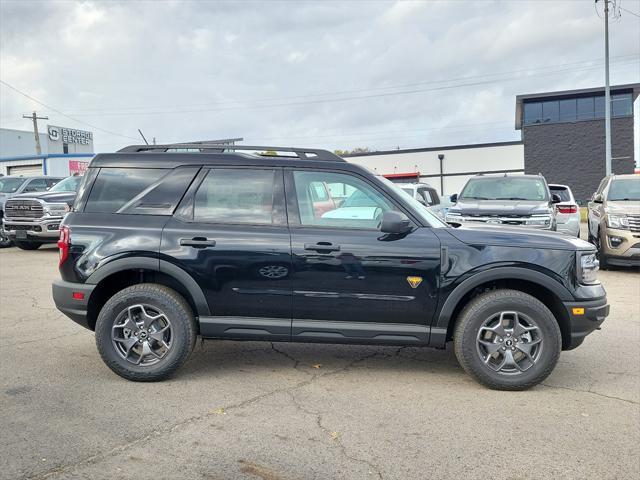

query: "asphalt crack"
xmin=541 ymin=383 xmax=639 ymax=405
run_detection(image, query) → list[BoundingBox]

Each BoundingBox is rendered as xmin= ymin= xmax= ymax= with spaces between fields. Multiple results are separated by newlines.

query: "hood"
xmin=10 ymin=191 xmax=76 ymax=205
xmin=450 ymin=199 xmax=550 ymax=216
xmin=605 ymin=200 xmax=640 ymax=215
xmin=447 ymin=224 xmax=594 ymax=251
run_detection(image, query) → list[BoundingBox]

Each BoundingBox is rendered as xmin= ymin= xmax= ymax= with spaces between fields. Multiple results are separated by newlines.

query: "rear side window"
xmin=23 ymin=178 xmax=49 ymax=192
xmin=85 ymin=168 xmax=165 ymax=213
xmin=550 ymin=186 xmax=571 ymax=202
xmin=194 ymin=169 xmax=277 ymax=224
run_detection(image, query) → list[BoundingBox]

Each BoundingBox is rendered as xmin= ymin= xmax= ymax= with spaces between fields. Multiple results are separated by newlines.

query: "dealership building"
xmin=346 ymin=83 xmax=639 ymax=203
xmin=0 ymin=125 xmax=95 ymax=176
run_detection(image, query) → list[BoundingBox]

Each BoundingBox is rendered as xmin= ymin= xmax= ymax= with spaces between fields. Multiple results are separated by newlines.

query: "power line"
xmin=0 ymin=80 xmax=140 ymax=141
xmin=620 ymin=6 xmax=640 ymax=17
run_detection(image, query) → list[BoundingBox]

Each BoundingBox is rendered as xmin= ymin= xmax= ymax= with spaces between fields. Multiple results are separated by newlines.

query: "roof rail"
xmin=117 ymin=144 xmax=345 ymax=162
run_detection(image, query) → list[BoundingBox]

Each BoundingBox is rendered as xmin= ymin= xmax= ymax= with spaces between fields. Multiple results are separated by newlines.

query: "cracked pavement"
xmin=1 ymin=242 xmax=639 ymax=480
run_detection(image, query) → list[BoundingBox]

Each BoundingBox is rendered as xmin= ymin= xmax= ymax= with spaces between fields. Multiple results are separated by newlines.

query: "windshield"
xmin=608 ymin=178 xmax=640 ymax=201
xmin=49 ymin=175 xmax=82 ymax=192
xmin=0 ymin=177 xmax=26 ymax=193
xmin=460 ymin=177 xmax=548 ymax=201
xmin=377 ymin=176 xmax=448 ymax=228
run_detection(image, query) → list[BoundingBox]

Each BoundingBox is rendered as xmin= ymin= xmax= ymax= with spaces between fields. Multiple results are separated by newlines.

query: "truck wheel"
xmin=454 ymin=289 xmax=561 ymax=391
xmin=95 ymin=284 xmax=197 ymax=382
xmin=0 ymin=229 xmax=12 ymax=248
xmin=15 ymin=241 xmax=41 ymax=250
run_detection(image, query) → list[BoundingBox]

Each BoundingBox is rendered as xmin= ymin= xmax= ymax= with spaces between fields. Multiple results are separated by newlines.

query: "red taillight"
xmin=557 ymin=205 xmax=578 ymax=214
xmin=58 ymin=226 xmax=70 ymax=267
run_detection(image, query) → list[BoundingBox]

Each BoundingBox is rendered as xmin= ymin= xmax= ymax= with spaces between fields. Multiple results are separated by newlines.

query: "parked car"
xmin=587 ymin=174 xmax=640 ymax=268
xmin=2 ymin=175 xmax=81 ymax=250
xmin=445 ymin=174 xmax=560 ymax=230
xmin=53 ymin=144 xmax=608 ymax=390
xmin=396 ymin=182 xmax=445 ymax=219
xmin=0 ymin=175 xmax=64 ymax=248
xmin=549 ymin=184 xmax=581 ymax=237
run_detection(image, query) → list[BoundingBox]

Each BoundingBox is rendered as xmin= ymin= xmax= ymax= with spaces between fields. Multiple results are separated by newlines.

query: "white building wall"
xmin=0 ymin=128 xmax=48 ymax=156
xmin=346 ymin=142 xmax=524 ymax=196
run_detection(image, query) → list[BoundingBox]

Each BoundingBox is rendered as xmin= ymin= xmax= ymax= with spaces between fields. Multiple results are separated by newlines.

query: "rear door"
xmin=285 ymin=168 xmax=441 ymax=344
xmin=160 ymin=167 xmax=292 ymax=340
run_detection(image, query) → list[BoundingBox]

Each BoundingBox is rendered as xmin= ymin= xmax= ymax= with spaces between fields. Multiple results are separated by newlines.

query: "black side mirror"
xmin=551 ymin=194 xmax=561 ymax=204
xmin=380 ymin=211 xmax=412 ymax=234
xmin=450 ymin=193 xmax=458 ymax=203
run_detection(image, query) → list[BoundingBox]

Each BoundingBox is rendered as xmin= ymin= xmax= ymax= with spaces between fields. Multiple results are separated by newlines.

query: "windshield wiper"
xmin=495 ymin=197 xmax=531 ymax=200
xmin=460 ymin=196 xmax=490 ymax=200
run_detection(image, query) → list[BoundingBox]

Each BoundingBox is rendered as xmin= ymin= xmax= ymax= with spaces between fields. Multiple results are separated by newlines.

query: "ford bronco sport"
xmin=52 ymin=144 xmax=609 ymax=390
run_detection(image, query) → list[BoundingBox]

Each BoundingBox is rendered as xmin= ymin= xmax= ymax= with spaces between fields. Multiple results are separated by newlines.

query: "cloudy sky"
xmin=1 ymin=0 xmax=639 ymax=154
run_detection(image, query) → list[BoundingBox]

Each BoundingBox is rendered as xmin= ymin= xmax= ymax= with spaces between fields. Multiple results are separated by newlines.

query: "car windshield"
xmin=377 ymin=176 xmax=448 ymax=228
xmin=0 ymin=177 xmax=27 ymax=193
xmin=460 ymin=177 xmax=548 ymax=201
xmin=49 ymin=176 xmax=82 ymax=192
xmin=608 ymin=178 xmax=640 ymax=201
xmin=341 ymin=190 xmax=379 ymax=208
xmin=550 ymin=186 xmax=571 ymax=202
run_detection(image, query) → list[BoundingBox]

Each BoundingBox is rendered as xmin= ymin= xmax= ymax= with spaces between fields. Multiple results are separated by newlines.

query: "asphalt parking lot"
xmin=1 ymin=235 xmax=639 ymax=480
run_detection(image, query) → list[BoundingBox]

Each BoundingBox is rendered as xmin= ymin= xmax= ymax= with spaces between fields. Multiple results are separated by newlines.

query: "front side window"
xmin=460 ymin=177 xmax=548 ymax=202
xmin=23 ymin=178 xmax=49 ymax=192
xmin=194 ymin=169 xmax=276 ymax=224
xmin=293 ymin=171 xmax=393 ymax=229
xmin=50 ymin=176 xmax=82 ymax=192
xmin=607 ymin=179 xmax=640 ymax=201
xmin=85 ymin=168 xmax=165 ymax=213
xmin=417 ymin=188 xmax=433 ymax=205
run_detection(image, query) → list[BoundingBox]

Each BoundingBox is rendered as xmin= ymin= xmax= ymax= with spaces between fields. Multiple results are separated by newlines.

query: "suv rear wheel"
xmin=95 ymin=284 xmax=197 ymax=381
xmin=454 ymin=289 xmax=561 ymax=390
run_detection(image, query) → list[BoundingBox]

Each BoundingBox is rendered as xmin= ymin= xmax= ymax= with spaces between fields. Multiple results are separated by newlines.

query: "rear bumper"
xmin=562 ymin=297 xmax=609 ymax=350
xmin=52 ymin=280 xmax=95 ymax=330
xmin=556 ymin=216 xmax=581 ymax=237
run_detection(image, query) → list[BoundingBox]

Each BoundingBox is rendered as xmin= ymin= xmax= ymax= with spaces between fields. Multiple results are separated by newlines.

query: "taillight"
xmin=58 ymin=226 xmax=70 ymax=267
xmin=557 ymin=205 xmax=578 ymax=214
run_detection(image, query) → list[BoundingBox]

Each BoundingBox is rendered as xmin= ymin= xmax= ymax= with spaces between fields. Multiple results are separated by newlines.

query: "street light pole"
xmin=603 ymin=0 xmax=612 ymax=176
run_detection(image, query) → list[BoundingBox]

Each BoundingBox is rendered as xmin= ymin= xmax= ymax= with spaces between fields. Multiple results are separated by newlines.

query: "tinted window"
xmin=523 ymin=102 xmax=542 ymax=125
xmin=577 ymin=97 xmax=594 ymax=120
xmin=549 ymin=186 xmax=571 ymax=202
xmin=293 ymin=171 xmax=393 ymax=229
xmin=542 ymin=101 xmax=559 ymax=123
xmin=559 ymin=99 xmax=577 ymax=122
xmin=23 ymin=178 xmax=49 ymax=192
xmin=0 ymin=177 xmax=26 ymax=193
xmin=460 ymin=177 xmax=548 ymax=201
xmin=85 ymin=168 xmax=165 ymax=213
xmin=594 ymin=96 xmax=605 ymax=118
xmin=612 ymin=93 xmax=632 ymax=117
xmin=194 ymin=169 xmax=276 ymax=224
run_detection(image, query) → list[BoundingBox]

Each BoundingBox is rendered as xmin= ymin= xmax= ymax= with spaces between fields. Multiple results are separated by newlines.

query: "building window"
xmin=523 ymin=92 xmax=633 ymax=127
xmin=63 ymin=143 xmax=69 ymax=154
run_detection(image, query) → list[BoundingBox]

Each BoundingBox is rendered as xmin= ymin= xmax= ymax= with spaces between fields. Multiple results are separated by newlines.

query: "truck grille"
xmin=4 ymin=200 xmax=43 ymax=219
xmin=628 ymin=214 xmax=640 ymax=233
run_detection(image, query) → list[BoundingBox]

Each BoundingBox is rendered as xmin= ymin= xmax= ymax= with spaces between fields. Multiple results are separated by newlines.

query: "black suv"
xmin=52 ymin=144 xmax=609 ymax=390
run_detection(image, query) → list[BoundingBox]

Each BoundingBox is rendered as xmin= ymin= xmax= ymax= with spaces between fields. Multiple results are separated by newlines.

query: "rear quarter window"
xmin=550 ymin=186 xmax=571 ymax=202
xmin=84 ymin=168 xmax=165 ymax=213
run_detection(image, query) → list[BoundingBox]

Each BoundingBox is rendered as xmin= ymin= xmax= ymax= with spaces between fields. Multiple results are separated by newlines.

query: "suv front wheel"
xmin=454 ymin=289 xmax=561 ymax=390
xmin=95 ymin=284 xmax=197 ymax=381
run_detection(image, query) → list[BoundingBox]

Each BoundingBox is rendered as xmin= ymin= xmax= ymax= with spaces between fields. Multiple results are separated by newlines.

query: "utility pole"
xmin=22 ymin=111 xmax=48 ymax=155
xmin=596 ymin=0 xmax=613 ymax=175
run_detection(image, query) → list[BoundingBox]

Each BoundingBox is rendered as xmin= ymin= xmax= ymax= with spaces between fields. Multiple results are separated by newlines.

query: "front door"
xmin=285 ymin=169 xmax=441 ymax=344
xmin=160 ymin=167 xmax=292 ymax=340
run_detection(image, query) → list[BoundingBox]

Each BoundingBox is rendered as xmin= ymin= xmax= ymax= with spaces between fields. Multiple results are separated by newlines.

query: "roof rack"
xmin=117 ymin=144 xmax=345 ymax=162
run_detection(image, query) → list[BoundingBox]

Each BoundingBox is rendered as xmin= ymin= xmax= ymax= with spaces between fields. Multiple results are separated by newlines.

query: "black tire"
xmin=95 ymin=284 xmax=197 ymax=381
xmin=454 ymin=289 xmax=561 ymax=391
xmin=0 ymin=232 xmax=12 ymax=248
xmin=15 ymin=241 xmax=41 ymax=250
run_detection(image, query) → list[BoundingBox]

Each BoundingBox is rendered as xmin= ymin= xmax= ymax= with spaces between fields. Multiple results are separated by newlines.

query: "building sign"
xmin=68 ymin=160 xmax=89 ymax=175
xmin=48 ymin=125 xmax=93 ymax=145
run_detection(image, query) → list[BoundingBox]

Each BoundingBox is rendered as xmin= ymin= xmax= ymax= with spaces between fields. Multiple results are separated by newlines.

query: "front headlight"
xmin=526 ymin=214 xmax=551 ymax=226
xmin=606 ymin=214 xmax=629 ymax=229
xmin=578 ymin=252 xmax=600 ymax=285
xmin=44 ymin=203 xmax=70 ymax=216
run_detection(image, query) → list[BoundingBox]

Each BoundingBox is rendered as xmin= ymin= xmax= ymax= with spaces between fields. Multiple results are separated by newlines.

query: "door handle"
xmin=304 ymin=242 xmax=340 ymax=252
xmin=180 ymin=237 xmax=216 ymax=248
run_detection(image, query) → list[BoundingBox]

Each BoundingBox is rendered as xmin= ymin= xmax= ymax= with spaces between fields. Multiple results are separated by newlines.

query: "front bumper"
xmin=562 ymin=297 xmax=609 ymax=350
xmin=600 ymin=227 xmax=640 ymax=265
xmin=3 ymin=218 xmax=62 ymax=242
xmin=52 ymin=280 xmax=96 ymax=330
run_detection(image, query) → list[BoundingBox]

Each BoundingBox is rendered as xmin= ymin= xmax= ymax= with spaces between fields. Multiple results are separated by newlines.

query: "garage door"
xmin=7 ymin=164 xmax=43 ymax=176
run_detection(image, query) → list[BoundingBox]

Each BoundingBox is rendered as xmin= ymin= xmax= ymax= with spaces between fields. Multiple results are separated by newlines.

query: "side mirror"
xmin=450 ymin=193 xmax=458 ymax=203
xmin=593 ymin=193 xmax=603 ymax=203
xmin=380 ymin=211 xmax=412 ymax=234
xmin=551 ymin=194 xmax=561 ymax=204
